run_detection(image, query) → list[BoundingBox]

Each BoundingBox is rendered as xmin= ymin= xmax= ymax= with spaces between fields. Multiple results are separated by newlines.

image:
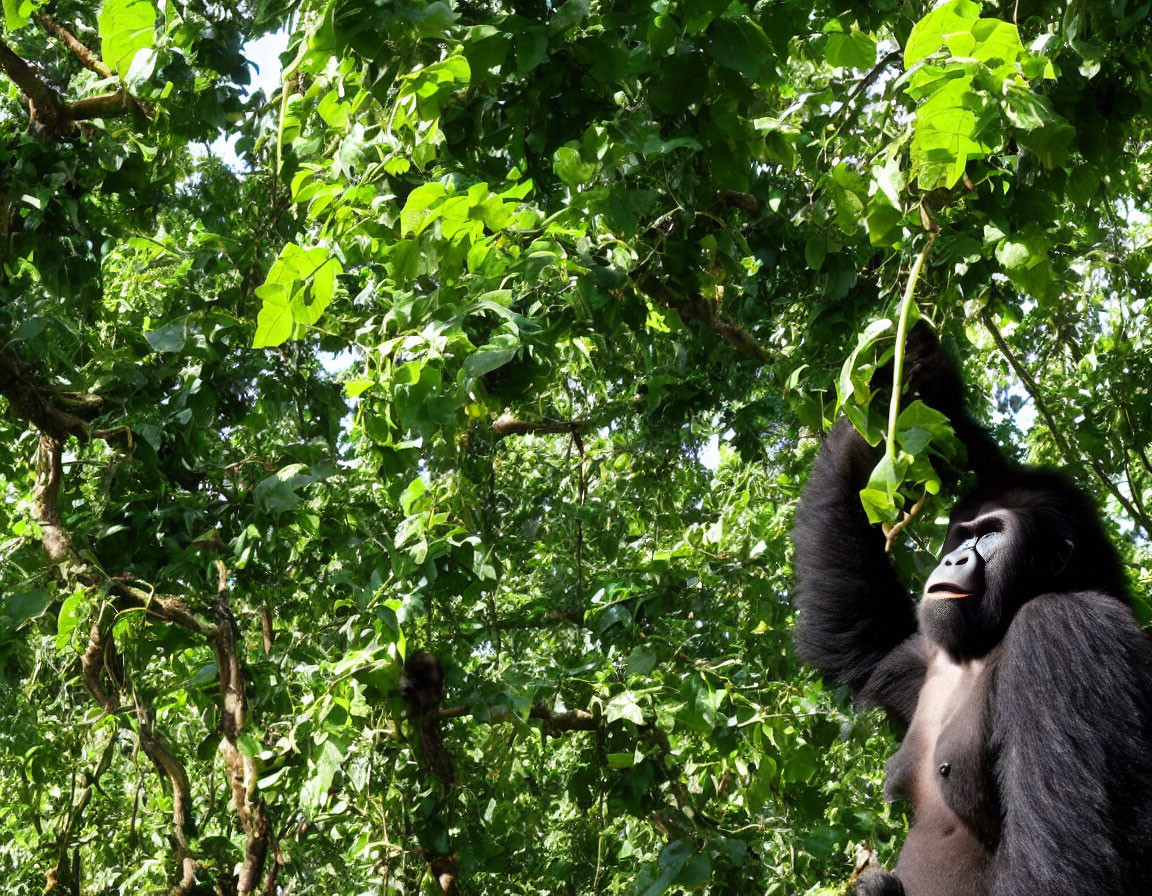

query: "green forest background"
xmin=3 ymin=0 xmax=1152 ymax=893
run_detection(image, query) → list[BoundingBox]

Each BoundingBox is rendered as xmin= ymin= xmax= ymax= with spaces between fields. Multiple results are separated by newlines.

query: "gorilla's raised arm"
xmin=791 ymin=323 xmax=1008 ymax=720
xmin=792 ymin=417 xmax=925 ymax=720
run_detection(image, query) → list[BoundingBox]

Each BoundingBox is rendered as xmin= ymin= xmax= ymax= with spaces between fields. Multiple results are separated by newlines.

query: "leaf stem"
xmin=886 ymin=232 xmax=937 ymax=460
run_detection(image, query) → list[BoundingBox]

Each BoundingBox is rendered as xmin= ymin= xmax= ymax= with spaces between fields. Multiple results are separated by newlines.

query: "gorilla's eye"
xmin=973 ymin=530 xmax=1003 ymax=561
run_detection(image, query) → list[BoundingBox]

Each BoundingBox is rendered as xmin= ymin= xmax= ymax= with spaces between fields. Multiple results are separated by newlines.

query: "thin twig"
xmin=981 ymin=310 xmax=1149 ymax=532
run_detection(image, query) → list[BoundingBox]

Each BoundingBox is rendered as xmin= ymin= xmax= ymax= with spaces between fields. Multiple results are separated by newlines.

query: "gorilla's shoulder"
xmin=1001 ymin=591 xmax=1151 ymax=671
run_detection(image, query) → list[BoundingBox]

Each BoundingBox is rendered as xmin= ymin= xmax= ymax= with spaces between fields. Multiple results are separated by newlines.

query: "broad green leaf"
xmin=252 ymin=245 xmax=341 ymax=345
xmin=2 ymin=589 xmax=51 ymax=628
xmin=782 ymin=743 xmax=819 ymax=783
xmin=636 ymin=840 xmax=693 ymax=896
xmin=401 ymin=183 xmax=448 ymax=236
xmin=55 ymin=590 xmax=87 ymax=653
xmin=896 ymin=400 xmax=954 ymax=454
xmin=860 ymin=452 xmax=911 ymax=523
xmin=344 ymin=379 xmax=375 ymax=397
xmin=254 ymin=464 xmax=316 ymax=515
xmin=826 ymin=29 xmax=877 ymax=70
xmin=317 ymin=91 xmax=350 ymax=130
xmin=605 ymin=691 xmax=644 ymax=725
xmin=549 ymin=0 xmax=589 ymax=34
xmin=606 ymin=751 xmax=638 ymax=768
xmin=910 ymin=78 xmax=992 ymax=188
xmin=904 ymin=0 xmax=980 ymax=68
xmin=707 ymin=17 xmax=775 ymax=83
xmin=804 ymin=235 xmax=827 ymax=271
xmin=144 ymin=321 xmax=188 ymax=353
xmin=1016 ymin=120 xmax=1075 ymax=168
xmin=253 ymin=282 xmax=294 ymax=348
xmin=838 ymin=318 xmax=893 ymax=405
xmin=3 ymin=0 xmax=32 ymax=30
xmin=554 ymin=144 xmax=596 ymax=187
xmin=99 ymin=0 xmax=157 ymax=74
xmin=301 ymin=738 xmax=346 ymax=812
xmin=463 ymin=347 xmax=517 ymax=379
xmin=970 ymin=18 xmax=1023 ymax=66
xmin=995 ymin=238 xmax=1034 ymax=270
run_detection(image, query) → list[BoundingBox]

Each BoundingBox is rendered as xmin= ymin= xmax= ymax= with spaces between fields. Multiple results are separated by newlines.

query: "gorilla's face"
xmin=919 ymin=490 xmax=1077 ymax=657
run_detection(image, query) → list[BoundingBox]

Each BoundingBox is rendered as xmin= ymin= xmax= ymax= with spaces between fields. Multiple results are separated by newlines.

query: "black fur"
xmin=792 ymin=324 xmax=1152 ymax=895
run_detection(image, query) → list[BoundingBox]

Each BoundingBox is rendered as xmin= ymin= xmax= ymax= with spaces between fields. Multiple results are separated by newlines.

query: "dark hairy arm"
xmin=791 ymin=323 xmax=1011 ymax=720
xmin=991 ymin=592 xmax=1152 ymax=894
xmin=792 ymin=416 xmax=924 ymax=719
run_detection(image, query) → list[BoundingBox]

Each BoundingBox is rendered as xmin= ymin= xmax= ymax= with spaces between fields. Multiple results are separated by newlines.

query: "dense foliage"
xmin=3 ymin=0 xmax=1152 ymax=893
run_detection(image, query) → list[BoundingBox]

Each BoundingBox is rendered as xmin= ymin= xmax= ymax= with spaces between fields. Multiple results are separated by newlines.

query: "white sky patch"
xmin=245 ymin=30 xmax=291 ymax=98
xmin=206 ymin=29 xmax=290 ymax=168
xmin=319 ymin=349 xmax=359 ymax=376
xmin=700 ymin=432 xmax=721 ymax=471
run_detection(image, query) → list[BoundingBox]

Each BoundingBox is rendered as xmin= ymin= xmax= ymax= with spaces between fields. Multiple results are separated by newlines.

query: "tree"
xmin=2 ymin=0 xmax=1152 ymax=893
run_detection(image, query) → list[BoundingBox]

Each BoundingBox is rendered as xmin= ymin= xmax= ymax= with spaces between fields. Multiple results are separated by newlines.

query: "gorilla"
xmin=792 ymin=324 xmax=1152 ymax=895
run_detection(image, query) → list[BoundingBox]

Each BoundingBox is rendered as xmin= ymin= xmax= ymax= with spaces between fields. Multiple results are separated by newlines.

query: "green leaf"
xmin=995 ymin=238 xmax=1034 ymax=270
xmin=782 ymin=743 xmax=819 ymax=783
xmin=98 ymin=0 xmax=157 ymax=74
xmin=252 ymin=244 xmax=342 ymax=346
xmin=144 ymin=321 xmax=188 ymax=353
xmin=2 ymin=0 xmax=32 ymax=31
xmin=896 ymin=400 xmax=954 ymax=454
xmin=56 ymin=590 xmax=87 ymax=653
xmin=236 ymin=731 xmax=261 ymax=756
xmin=2 ymin=589 xmax=51 ymax=628
xmin=606 ymin=751 xmax=637 ymax=768
xmin=344 ymin=379 xmax=375 ymax=398
xmin=1016 ymin=120 xmax=1075 ymax=168
xmin=910 ymin=77 xmax=992 ymax=188
xmin=970 ymin=18 xmax=1024 ymax=66
xmin=904 ymin=0 xmax=980 ymax=68
xmin=463 ymin=347 xmax=517 ymax=379
xmin=401 ymin=182 xmax=448 ymax=236
xmin=605 ymin=691 xmax=644 ymax=725
xmin=637 ymin=840 xmax=693 ymax=896
xmin=301 ymin=738 xmax=346 ymax=812
xmin=554 ymin=144 xmax=596 ymax=187
xmin=253 ymin=282 xmax=294 ymax=349
xmin=707 ymin=17 xmax=775 ymax=83
xmin=254 ymin=464 xmax=316 ymax=515
xmin=804 ymin=235 xmax=827 ymax=271
xmin=826 ymin=29 xmax=877 ymax=70
xmin=549 ymin=0 xmax=589 ymax=34
xmin=860 ymin=452 xmax=911 ymax=523
xmin=838 ymin=318 xmax=892 ymax=405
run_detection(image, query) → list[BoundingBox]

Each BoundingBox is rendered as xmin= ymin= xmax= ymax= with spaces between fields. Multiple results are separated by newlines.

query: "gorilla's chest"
xmin=886 ymin=648 xmax=1000 ymax=847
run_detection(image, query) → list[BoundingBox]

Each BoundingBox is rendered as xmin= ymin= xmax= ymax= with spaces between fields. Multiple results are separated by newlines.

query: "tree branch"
xmin=491 ymin=411 xmax=583 ymax=440
xmin=439 ymin=704 xmax=600 ymax=732
xmin=38 ymin=14 xmax=113 ymax=79
xmin=71 ymin=598 xmax=199 ymax=893
xmin=0 ymin=33 xmax=148 ymax=138
xmin=1 ymin=349 xmax=98 ymax=443
xmin=68 ymin=91 xmax=135 ymax=121
xmin=46 ymin=731 xmax=117 ymax=893
xmin=36 ymin=434 xmax=215 ymax=636
xmin=212 ymin=560 xmax=274 ymax=895
xmin=0 ymin=37 xmax=67 ymax=133
xmin=636 ymin=275 xmax=772 ymax=365
xmin=982 ymin=311 xmax=1150 ymax=533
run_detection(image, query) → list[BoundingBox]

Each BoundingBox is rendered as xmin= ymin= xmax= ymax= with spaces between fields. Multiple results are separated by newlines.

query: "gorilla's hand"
xmin=900 ymin=320 xmax=966 ymax=415
xmin=868 ymin=321 xmax=964 ymax=415
xmin=854 ymin=868 xmax=906 ymax=896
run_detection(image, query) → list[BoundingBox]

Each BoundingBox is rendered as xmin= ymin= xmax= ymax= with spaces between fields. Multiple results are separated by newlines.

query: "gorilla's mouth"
xmin=925 ymin=583 xmax=973 ymax=600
